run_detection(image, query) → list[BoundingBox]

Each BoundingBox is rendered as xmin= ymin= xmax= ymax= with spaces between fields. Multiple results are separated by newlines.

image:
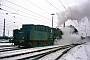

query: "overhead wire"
xmin=0 ymin=15 xmax=20 ymax=33
xmin=26 ymin=0 xmax=58 ymax=22
xmin=57 ymin=0 xmax=67 ymax=11
xmin=0 ymin=7 xmax=51 ymax=24
xmin=65 ymin=0 xmax=73 ymax=16
xmin=45 ymin=0 xmax=64 ymax=26
xmin=45 ymin=0 xmax=83 ymax=31
xmin=26 ymin=0 xmax=50 ymax=15
xmin=0 ymin=15 xmax=21 ymax=25
xmin=0 ymin=11 xmax=54 ymax=29
xmin=2 ymin=3 xmax=58 ymax=23
xmin=5 ymin=0 xmax=52 ymax=21
xmin=1 ymin=4 xmax=48 ymax=20
xmin=26 ymin=0 xmax=59 ymax=21
xmin=56 ymin=0 xmax=83 ymax=30
xmin=65 ymin=0 xmax=83 ymax=30
xmin=1 ymin=4 xmax=37 ymax=18
xmin=45 ymin=0 xmax=71 ymax=28
xmin=2 ymin=0 xmax=61 ymax=28
xmin=3 ymin=0 xmax=58 ymax=24
xmin=45 ymin=0 xmax=63 ymax=14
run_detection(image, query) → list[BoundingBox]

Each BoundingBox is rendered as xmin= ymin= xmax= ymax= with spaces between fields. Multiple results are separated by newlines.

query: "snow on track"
xmin=0 ymin=39 xmax=82 ymax=60
xmin=0 ymin=45 xmax=65 ymax=58
xmin=39 ymin=48 xmax=69 ymax=60
xmin=2 ymin=47 xmax=64 ymax=60
xmin=0 ymin=44 xmax=79 ymax=60
xmin=59 ymin=42 xmax=90 ymax=60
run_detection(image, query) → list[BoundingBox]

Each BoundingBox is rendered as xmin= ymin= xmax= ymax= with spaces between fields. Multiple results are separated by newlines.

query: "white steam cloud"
xmin=57 ymin=0 xmax=90 ymax=26
xmin=54 ymin=27 xmax=82 ymax=45
xmin=55 ymin=0 xmax=90 ymax=45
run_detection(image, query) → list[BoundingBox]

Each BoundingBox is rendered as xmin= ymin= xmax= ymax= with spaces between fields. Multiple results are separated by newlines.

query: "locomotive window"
xmin=35 ymin=26 xmax=37 ymax=31
xmin=36 ymin=26 xmax=37 ymax=30
xmin=38 ymin=27 xmax=40 ymax=31
xmin=35 ymin=26 xmax=36 ymax=30
xmin=40 ymin=26 xmax=43 ymax=31
xmin=32 ymin=26 xmax=35 ymax=30
xmin=46 ymin=27 xmax=48 ymax=32
xmin=39 ymin=27 xmax=41 ymax=31
xmin=45 ymin=28 xmax=47 ymax=32
xmin=43 ymin=27 xmax=44 ymax=31
xmin=40 ymin=27 xmax=43 ymax=31
xmin=34 ymin=26 xmax=35 ymax=30
xmin=46 ymin=27 xmax=49 ymax=32
xmin=37 ymin=26 xmax=40 ymax=31
xmin=45 ymin=27 xmax=47 ymax=32
xmin=44 ymin=27 xmax=45 ymax=31
xmin=43 ymin=27 xmax=45 ymax=31
xmin=47 ymin=28 xmax=49 ymax=32
xmin=33 ymin=26 xmax=34 ymax=30
xmin=41 ymin=27 xmax=43 ymax=31
xmin=37 ymin=26 xmax=38 ymax=30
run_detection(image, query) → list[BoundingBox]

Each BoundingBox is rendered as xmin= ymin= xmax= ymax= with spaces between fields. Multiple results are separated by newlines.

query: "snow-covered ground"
xmin=0 ymin=39 xmax=13 ymax=46
xmin=0 ymin=39 xmax=90 ymax=60
xmin=39 ymin=48 xmax=69 ymax=60
xmin=53 ymin=27 xmax=90 ymax=60
xmin=39 ymin=41 xmax=90 ymax=60
xmin=0 ymin=43 xmax=13 ymax=46
xmin=0 ymin=39 xmax=9 ymax=42
xmin=60 ymin=42 xmax=90 ymax=60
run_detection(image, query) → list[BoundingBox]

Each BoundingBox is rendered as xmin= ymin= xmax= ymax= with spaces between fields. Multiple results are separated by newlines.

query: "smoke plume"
xmin=54 ymin=27 xmax=82 ymax=45
xmin=56 ymin=0 xmax=90 ymax=26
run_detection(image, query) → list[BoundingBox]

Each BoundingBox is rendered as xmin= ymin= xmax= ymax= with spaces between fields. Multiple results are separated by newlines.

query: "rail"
xmin=0 ymin=44 xmax=81 ymax=60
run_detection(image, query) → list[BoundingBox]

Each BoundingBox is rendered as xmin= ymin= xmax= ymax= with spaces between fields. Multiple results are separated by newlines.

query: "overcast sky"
xmin=0 ymin=0 xmax=89 ymax=36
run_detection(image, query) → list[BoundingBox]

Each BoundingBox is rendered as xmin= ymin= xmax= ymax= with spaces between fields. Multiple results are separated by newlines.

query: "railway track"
xmin=0 ymin=47 xmax=20 ymax=52
xmin=0 ymin=42 xmax=19 ymax=52
xmin=0 ymin=44 xmax=81 ymax=60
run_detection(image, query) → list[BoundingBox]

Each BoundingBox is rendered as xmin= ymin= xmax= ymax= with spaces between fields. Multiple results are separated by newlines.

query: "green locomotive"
xmin=13 ymin=24 xmax=63 ymax=48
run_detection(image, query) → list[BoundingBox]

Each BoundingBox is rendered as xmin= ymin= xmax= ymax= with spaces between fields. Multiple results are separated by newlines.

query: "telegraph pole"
xmin=3 ymin=19 xmax=5 ymax=37
xmin=51 ymin=13 xmax=55 ymax=28
xmin=63 ymin=22 xmax=65 ymax=27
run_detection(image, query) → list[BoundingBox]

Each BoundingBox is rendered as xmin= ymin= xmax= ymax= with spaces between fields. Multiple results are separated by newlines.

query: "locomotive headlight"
xmin=20 ymin=40 xmax=24 ymax=43
xmin=23 ymin=37 xmax=24 ymax=39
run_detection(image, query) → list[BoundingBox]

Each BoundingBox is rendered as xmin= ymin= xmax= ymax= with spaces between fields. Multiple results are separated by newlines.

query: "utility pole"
xmin=63 ymin=22 xmax=65 ymax=27
xmin=51 ymin=13 xmax=55 ymax=28
xmin=3 ymin=19 xmax=5 ymax=37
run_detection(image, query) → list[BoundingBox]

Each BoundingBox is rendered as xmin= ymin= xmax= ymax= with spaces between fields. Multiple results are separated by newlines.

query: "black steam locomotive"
xmin=13 ymin=24 xmax=63 ymax=48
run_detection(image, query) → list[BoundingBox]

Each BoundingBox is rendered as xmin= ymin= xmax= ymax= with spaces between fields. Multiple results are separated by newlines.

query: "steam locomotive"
xmin=13 ymin=24 xmax=63 ymax=48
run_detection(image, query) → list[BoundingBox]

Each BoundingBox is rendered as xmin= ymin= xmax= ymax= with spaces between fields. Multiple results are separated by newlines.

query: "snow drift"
xmin=60 ymin=42 xmax=90 ymax=60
